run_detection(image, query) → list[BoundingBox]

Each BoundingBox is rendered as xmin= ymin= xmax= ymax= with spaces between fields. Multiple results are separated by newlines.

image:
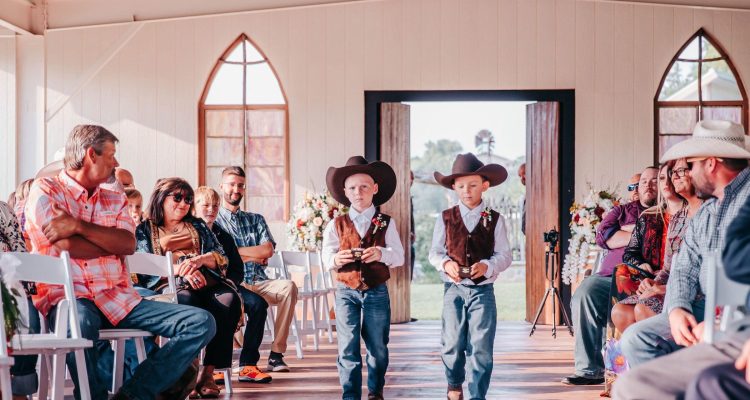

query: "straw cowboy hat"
xmin=434 ymin=153 xmax=508 ymax=189
xmin=326 ymin=156 xmax=397 ymax=207
xmin=660 ymin=119 xmax=750 ymax=163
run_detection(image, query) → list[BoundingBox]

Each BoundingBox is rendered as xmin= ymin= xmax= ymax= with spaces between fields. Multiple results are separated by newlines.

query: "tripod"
xmin=529 ymin=240 xmax=574 ymax=338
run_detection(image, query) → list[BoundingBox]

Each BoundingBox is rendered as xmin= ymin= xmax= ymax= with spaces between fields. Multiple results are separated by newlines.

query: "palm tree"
xmin=475 ymin=129 xmax=495 ymax=158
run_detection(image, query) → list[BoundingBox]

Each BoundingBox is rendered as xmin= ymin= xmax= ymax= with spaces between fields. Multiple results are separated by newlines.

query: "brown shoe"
xmin=157 ymin=359 xmax=200 ymax=400
xmin=368 ymin=393 xmax=384 ymax=400
xmin=447 ymin=385 xmax=464 ymax=400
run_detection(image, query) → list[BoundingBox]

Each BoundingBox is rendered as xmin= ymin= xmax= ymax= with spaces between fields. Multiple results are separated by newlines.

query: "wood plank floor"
xmin=224 ymin=321 xmax=602 ymax=399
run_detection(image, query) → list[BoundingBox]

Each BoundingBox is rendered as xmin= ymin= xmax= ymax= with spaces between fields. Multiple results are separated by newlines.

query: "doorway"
xmin=365 ymin=90 xmax=575 ymax=325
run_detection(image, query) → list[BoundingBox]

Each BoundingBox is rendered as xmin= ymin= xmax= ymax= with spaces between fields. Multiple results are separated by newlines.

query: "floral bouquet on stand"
xmin=287 ymin=191 xmax=348 ymax=251
xmin=561 ymin=186 xmax=621 ymax=285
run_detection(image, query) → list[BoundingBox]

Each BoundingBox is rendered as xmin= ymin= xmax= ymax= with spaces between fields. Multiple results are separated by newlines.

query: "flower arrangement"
xmin=371 ymin=214 xmax=388 ymax=234
xmin=287 ymin=191 xmax=348 ymax=251
xmin=561 ymin=186 xmax=621 ymax=285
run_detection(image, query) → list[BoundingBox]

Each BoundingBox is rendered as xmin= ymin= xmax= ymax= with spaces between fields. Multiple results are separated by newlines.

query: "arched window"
xmin=655 ymin=28 xmax=748 ymax=161
xmin=199 ymin=34 xmax=288 ymax=222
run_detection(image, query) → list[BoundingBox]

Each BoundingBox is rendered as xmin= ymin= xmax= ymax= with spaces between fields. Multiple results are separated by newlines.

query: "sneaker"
xmin=213 ymin=372 xmax=225 ymax=385
xmin=238 ymin=365 xmax=272 ymax=383
xmin=267 ymin=354 xmax=290 ymax=372
xmin=560 ymin=375 xmax=604 ymax=385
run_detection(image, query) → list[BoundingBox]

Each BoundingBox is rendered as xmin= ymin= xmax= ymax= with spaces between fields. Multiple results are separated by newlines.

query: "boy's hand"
xmin=470 ymin=262 xmax=489 ymax=279
xmin=362 ymin=247 xmax=382 ymax=263
xmin=334 ymin=250 xmax=355 ymax=267
xmin=669 ymin=308 xmax=700 ymax=346
xmin=443 ymin=261 xmax=461 ymax=282
xmin=734 ymin=338 xmax=750 ymax=384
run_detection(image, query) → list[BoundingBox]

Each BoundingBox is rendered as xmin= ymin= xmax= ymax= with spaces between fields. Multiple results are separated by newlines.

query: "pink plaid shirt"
xmin=24 ymin=171 xmax=141 ymax=325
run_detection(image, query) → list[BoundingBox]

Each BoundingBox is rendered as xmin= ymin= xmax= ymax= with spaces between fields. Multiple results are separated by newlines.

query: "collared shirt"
xmin=321 ymin=204 xmax=405 ymax=270
xmin=595 ymin=201 xmax=647 ymax=276
xmin=666 ymin=167 xmax=750 ymax=314
xmin=24 ymin=170 xmax=141 ymax=325
xmin=214 ymin=206 xmax=276 ymax=283
xmin=428 ymin=200 xmax=512 ymax=285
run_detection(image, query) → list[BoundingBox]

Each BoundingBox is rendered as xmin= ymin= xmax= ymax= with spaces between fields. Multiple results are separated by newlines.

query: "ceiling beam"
xmin=0 ymin=0 xmax=33 ymax=34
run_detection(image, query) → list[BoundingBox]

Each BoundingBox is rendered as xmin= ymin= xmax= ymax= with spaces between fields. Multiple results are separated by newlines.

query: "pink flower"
xmin=313 ymin=217 xmax=324 ymax=227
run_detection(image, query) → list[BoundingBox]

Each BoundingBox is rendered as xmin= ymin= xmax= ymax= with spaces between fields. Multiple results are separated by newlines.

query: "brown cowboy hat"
xmin=434 ymin=153 xmax=508 ymax=189
xmin=326 ymin=156 xmax=397 ymax=207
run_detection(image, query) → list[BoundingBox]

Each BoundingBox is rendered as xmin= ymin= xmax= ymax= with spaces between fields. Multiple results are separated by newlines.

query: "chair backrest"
xmin=703 ymin=251 xmax=750 ymax=344
xmin=280 ymin=251 xmax=313 ymax=291
xmin=124 ymin=251 xmax=177 ymax=296
xmin=266 ymin=252 xmax=287 ymax=280
xmin=587 ymin=247 xmax=605 ymax=275
xmin=307 ymin=251 xmax=328 ymax=291
xmin=0 ymin=251 xmax=83 ymax=339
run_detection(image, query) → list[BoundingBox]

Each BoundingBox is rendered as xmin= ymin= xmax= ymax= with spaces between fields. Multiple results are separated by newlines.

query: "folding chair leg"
xmin=310 ymin=297 xmax=320 ymax=351
xmin=134 ymin=337 xmax=147 ymax=362
xmin=290 ymin=315 xmax=304 ymax=359
xmin=112 ymin=339 xmax=126 ymax=393
xmin=0 ymin=366 xmax=12 ymax=400
xmin=38 ymin=354 xmax=50 ymax=400
xmin=51 ymin=353 xmax=66 ymax=400
xmin=222 ymin=369 xmax=232 ymax=394
xmin=74 ymin=350 xmax=92 ymax=400
xmin=320 ymin=294 xmax=334 ymax=343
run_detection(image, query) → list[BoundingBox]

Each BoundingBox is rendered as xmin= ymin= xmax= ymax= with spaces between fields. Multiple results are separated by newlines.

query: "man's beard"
xmin=693 ymin=176 xmax=715 ymax=200
xmin=224 ymin=192 xmax=242 ymax=206
xmin=640 ymin=192 xmax=657 ymax=207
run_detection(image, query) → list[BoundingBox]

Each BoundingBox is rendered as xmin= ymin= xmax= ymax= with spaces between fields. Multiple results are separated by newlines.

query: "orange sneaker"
xmin=238 ymin=366 xmax=272 ymax=383
xmin=212 ymin=372 xmax=225 ymax=385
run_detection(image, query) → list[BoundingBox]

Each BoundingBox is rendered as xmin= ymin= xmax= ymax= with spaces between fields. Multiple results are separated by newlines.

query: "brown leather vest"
xmin=334 ymin=213 xmax=391 ymax=290
xmin=443 ymin=205 xmax=499 ymax=284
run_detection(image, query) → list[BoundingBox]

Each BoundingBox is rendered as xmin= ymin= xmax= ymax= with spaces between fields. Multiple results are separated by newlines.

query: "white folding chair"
xmin=98 ymin=251 xmax=177 ymax=393
xmin=309 ymin=251 xmax=334 ymax=343
xmin=0 ymin=286 xmax=15 ymax=400
xmin=262 ymin=252 xmax=305 ymax=359
xmin=585 ymin=247 xmax=605 ymax=277
xmin=703 ymin=251 xmax=750 ymax=344
xmin=0 ymin=251 xmax=93 ymax=400
xmin=280 ymin=251 xmax=321 ymax=351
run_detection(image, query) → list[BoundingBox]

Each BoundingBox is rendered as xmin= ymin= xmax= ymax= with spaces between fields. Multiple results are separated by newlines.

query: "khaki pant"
xmin=242 ymin=279 xmax=299 ymax=354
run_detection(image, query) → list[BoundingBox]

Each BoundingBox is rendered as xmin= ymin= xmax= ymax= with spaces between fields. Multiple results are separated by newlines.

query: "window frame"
xmin=654 ymin=28 xmax=748 ymax=163
xmin=198 ymin=34 xmax=290 ymax=221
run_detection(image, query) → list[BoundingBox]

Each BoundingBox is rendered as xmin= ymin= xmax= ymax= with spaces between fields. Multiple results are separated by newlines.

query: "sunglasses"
xmin=627 ymin=183 xmax=638 ymax=192
xmin=168 ymin=193 xmax=194 ymax=205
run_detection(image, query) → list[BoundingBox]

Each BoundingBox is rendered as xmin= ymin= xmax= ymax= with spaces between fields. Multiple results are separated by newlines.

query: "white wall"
xmin=18 ymin=0 xmax=750 ymax=243
xmin=0 ymin=35 xmax=16 ymax=197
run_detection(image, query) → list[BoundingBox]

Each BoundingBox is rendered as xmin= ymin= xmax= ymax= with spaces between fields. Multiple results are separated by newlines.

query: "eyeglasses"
xmin=168 ymin=193 xmax=194 ymax=205
xmin=669 ymin=168 xmax=690 ymax=179
xmin=627 ymin=183 xmax=638 ymax=192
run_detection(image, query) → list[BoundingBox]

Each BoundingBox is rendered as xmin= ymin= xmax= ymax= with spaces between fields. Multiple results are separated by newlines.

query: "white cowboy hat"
xmin=660 ymin=119 xmax=750 ymax=163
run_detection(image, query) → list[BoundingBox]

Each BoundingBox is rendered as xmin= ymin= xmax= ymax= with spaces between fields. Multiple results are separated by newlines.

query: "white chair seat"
xmin=99 ymin=329 xmax=153 ymax=340
xmin=10 ymin=334 xmax=92 ymax=353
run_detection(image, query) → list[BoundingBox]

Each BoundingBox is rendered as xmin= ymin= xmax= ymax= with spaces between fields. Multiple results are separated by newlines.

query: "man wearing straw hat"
xmin=613 ymin=120 xmax=750 ymax=399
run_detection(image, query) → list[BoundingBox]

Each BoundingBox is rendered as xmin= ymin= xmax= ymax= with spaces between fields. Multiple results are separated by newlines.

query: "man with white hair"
xmin=613 ymin=119 xmax=750 ymax=399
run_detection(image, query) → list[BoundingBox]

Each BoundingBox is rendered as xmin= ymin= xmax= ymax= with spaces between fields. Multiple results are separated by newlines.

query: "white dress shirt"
xmin=428 ymin=200 xmax=512 ymax=285
xmin=322 ymin=204 xmax=405 ymax=271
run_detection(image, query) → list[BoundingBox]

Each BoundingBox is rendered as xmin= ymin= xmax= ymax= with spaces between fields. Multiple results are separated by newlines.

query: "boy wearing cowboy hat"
xmin=613 ymin=119 xmax=750 ymax=399
xmin=429 ymin=153 xmax=513 ymax=400
xmin=322 ymin=156 xmax=405 ymax=400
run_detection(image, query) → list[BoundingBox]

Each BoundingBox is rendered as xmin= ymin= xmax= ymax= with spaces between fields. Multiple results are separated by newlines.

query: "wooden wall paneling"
xmin=136 ymin=24 xmax=158 ymax=196
xmin=712 ymin=11 xmax=732 ymax=57
xmin=731 ymin=13 xmax=750 ymax=94
xmin=614 ymin=3 xmax=635 ymax=179
xmin=116 ymin=26 xmax=140 ymax=183
xmin=401 ymin=0 xmax=421 ymax=89
xmin=0 ymin=38 xmax=15 ymax=194
xmin=345 ymin=3 xmax=365 ymax=156
xmin=99 ymin=28 xmax=123 ymax=135
xmin=555 ymin=0 xmax=576 ymax=89
xmin=80 ymin=28 xmax=103 ymax=125
xmin=517 ymin=0 xmax=537 ymax=89
xmin=420 ymin=0 xmax=441 ymax=89
xmin=287 ymin=9 xmax=308 ymax=203
xmin=633 ymin=5 xmax=655 ymax=173
xmin=156 ymin=21 xmax=177 ymax=181
xmin=45 ymin=33 xmax=64 ymax=160
xmin=61 ymin=30 xmax=83 ymax=153
xmin=693 ymin=9 xmax=713 ymax=33
xmin=382 ymin=0 xmax=403 ymax=89
xmin=574 ymin=0 xmax=595 ymax=195
xmin=174 ymin=20 xmax=196 ymax=187
xmin=363 ymin=1 xmax=384 ymax=90
xmin=537 ymin=0 xmax=556 ymax=88
xmin=674 ymin=7 xmax=695 ymax=48
xmin=305 ymin=7 xmax=326 ymax=191
xmin=459 ymin=0 xmax=498 ymax=89
xmin=325 ymin=6 xmax=347 ymax=167
xmin=653 ymin=7 xmax=675 ymax=93
xmin=498 ymin=0 xmax=518 ymax=89
xmin=440 ymin=0 xmax=460 ymax=89
xmin=594 ymin=1 xmax=615 ymax=186
xmin=379 ymin=102 xmax=411 ymax=324
xmin=265 ymin=12 xmax=291 ymax=94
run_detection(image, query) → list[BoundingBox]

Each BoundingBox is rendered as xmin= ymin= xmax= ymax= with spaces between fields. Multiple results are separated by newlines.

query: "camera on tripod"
xmin=543 ymin=228 xmax=559 ymax=247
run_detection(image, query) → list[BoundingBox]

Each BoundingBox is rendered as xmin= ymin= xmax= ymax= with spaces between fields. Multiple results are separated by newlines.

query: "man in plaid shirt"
xmin=25 ymin=125 xmax=216 ymax=400
xmin=613 ymin=120 xmax=750 ymax=399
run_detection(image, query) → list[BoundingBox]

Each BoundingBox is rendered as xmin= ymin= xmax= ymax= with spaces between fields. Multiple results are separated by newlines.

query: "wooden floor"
xmin=224 ymin=321 xmax=602 ymax=399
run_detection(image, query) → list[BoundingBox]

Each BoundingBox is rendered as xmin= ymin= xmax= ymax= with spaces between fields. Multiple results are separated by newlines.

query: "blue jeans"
xmin=49 ymin=298 xmax=216 ymax=400
xmin=620 ymin=299 xmax=705 ymax=367
xmin=335 ymin=283 xmax=390 ymax=400
xmin=237 ymin=286 xmax=269 ymax=366
xmin=571 ymin=274 xmax=610 ymax=378
xmin=441 ymin=283 xmax=497 ymax=400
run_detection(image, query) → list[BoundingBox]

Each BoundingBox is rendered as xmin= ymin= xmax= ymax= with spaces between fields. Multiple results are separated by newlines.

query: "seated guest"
xmin=612 ymin=120 xmax=750 ymax=399
xmin=115 ymin=168 xmax=135 ymax=190
xmin=610 ymin=163 xmax=686 ymax=332
xmin=627 ymin=173 xmax=641 ymax=203
xmin=193 ymin=186 xmax=272 ymax=384
xmin=124 ymin=188 xmax=144 ymax=225
xmin=24 ymin=125 xmax=216 ymax=400
xmin=215 ymin=166 xmax=298 ymax=373
xmin=135 ymin=178 xmax=242 ymax=398
xmin=0 ymin=201 xmax=40 ymax=400
xmin=561 ymin=166 xmax=657 ymax=386
xmin=12 ymin=179 xmax=34 ymax=249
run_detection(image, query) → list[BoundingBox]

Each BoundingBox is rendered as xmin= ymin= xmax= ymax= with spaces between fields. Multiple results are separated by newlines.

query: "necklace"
xmin=168 ymin=222 xmax=183 ymax=234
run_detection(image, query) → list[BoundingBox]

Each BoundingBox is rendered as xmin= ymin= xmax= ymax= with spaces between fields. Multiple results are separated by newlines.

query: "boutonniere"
xmin=371 ymin=214 xmax=387 ymax=234
xmin=480 ymin=206 xmax=492 ymax=228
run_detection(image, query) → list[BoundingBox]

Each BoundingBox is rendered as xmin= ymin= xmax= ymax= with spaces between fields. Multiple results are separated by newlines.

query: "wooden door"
xmin=525 ymin=102 xmax=560 ymax=324
xmin=379 ymin=102 xmax=411 ymax=323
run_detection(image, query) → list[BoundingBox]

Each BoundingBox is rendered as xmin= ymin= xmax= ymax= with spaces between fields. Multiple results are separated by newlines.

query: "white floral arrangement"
xmin=287 ymin=191 xmax=348 ymax=251
xmin=561 ymin=186 xmax=622 ymax=285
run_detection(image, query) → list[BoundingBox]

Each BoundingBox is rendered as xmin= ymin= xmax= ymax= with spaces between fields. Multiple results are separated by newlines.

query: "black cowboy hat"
xmin=434 ymin=153 xmax=508 ymax=189
xmin=326 ymin=156 xmax=397 ymax=207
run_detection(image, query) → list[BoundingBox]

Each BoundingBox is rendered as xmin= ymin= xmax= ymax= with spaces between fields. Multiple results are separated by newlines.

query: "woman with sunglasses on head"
xmin=134 ymin=177 xmax=242 ymax=398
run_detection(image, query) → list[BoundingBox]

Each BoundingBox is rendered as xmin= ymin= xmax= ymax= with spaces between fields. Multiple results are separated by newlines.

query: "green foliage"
xmin=1 ymin=278 xmax=21 ymax=342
